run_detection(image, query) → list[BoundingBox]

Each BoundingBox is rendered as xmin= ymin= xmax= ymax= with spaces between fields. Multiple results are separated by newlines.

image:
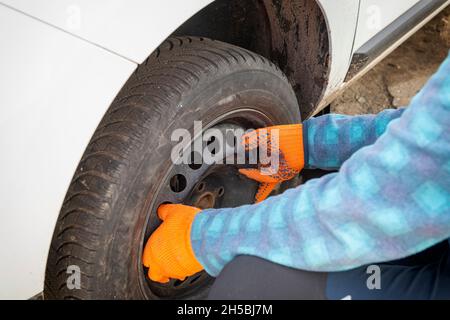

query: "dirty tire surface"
xmin=44 ymin=37 xmax=300 ymax=300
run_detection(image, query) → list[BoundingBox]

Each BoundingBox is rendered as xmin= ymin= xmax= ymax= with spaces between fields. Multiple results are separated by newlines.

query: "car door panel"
xmin=354 ymin=0 xmax=421 ymax=51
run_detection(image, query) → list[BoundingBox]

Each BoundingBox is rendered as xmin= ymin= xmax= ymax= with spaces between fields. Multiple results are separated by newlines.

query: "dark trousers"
xmin=208 ymin=240 xmax=450 ymax=300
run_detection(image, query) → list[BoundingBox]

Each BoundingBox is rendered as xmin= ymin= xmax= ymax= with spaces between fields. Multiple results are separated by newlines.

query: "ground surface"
xmin=331 ymin=6 xmax=450 ymax=115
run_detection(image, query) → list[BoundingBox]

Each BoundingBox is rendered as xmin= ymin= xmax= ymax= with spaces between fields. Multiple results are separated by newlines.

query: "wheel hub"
xmin=142 ymin=123 xmax=259 ymax=299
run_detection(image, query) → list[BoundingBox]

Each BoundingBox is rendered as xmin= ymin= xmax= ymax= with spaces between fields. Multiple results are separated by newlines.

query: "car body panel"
xmin=0 ymin=0 xmax=361 ymax=103
xmin=0 ymin=0 xmax=214 ymax=64
xmin=315 ymin=0 xmax=360 ymax=96
xmin=0 ymin=5 xmax=136 ymax=299
xmin=354 ymin=0 xmax=421 ymax=51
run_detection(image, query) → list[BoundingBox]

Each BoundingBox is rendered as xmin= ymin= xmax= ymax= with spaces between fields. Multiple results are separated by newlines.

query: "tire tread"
xmin=44 ymin=37 xmax=290 ymax=299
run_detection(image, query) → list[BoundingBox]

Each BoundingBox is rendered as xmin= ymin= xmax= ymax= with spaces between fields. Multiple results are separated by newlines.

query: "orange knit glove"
xmin=239 ymin=124 xmax=304 ymax=203
xmin=142 ymin=204 xmax=204 ymax=283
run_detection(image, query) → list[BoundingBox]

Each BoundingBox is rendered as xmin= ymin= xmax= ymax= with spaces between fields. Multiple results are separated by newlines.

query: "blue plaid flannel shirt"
xmin=191 ymin=54 xmax=450 ymax=277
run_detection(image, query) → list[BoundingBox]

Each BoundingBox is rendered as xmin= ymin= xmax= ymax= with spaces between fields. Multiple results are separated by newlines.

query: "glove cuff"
xmin=166 ymin=209 xmax=203 ymax=275
xmin=273 ymin=124 xmax=305 ymax=170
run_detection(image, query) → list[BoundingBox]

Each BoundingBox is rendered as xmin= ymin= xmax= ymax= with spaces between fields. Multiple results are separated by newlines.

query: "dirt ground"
xmin=331 ymin=6 xmax=450 ymax=115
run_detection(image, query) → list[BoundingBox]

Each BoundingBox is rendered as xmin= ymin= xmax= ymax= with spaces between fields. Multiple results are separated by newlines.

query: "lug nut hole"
xmin=197 ymin=182 xmax=206 ymax=192
xmin=170 ymin=174 xmax=187 ymax=193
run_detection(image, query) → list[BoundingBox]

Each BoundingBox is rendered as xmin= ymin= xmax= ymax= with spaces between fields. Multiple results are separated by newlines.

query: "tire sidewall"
xmin=102 ymin=69 xmax=300 ymax=299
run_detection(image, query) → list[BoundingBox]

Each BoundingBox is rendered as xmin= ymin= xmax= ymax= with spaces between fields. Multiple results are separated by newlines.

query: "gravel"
xmin=331 ymin=6 xmax=450 ymax=116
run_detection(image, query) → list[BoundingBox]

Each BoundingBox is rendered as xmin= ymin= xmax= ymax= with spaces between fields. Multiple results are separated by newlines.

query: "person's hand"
xmin=142 ymin=204 xmax=203 ymax=283
xmin=239 ymin=124 xmax=304 ymax=203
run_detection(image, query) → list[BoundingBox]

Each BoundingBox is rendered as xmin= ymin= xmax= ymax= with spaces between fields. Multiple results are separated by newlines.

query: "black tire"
xmin=44 ymin=37 xmax=301 ymax=300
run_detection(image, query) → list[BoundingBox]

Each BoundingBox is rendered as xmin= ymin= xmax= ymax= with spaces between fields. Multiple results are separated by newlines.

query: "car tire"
xmin=44 ymin=37 xmax=301 ymax=299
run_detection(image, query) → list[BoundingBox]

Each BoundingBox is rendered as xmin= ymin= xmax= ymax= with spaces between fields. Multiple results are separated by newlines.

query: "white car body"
xmin=0 ymin=0 xmax=448 ymax=299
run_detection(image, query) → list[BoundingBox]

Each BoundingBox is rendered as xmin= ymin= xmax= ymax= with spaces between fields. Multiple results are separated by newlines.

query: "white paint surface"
xmin=0 ymin=0 xmax=213 ymax=63
xmin=0 ymin=5 xmax=136 ymax=299
xmin=316 ymin=0 xmax=360 ymax=95
xmin=354 ymin=0 xmax=421 ymax=51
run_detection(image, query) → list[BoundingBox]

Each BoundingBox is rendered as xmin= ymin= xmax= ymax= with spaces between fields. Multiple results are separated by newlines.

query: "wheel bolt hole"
xmin=173 ymin=279 xmax=183 ymax=287
xmin=169 ymin=174 xmax=187 ymax=193
xmin=189 ymin=151 xmax=202 ymax=170
xmin=197 ymin=182 xmax=206 ymax=192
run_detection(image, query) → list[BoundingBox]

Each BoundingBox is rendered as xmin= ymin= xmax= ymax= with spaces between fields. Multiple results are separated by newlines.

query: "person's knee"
xmin=208 ymin=255 xmax=327 ymax=300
